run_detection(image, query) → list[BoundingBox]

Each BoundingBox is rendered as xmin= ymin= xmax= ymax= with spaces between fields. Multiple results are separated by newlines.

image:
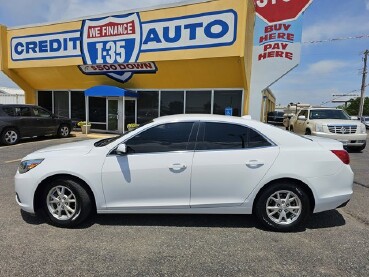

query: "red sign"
xmin=254 ymin=0 xmax=312 ymax=24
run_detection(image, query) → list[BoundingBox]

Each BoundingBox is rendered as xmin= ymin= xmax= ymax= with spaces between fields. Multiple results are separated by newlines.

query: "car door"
xmin=294 ymin=110 xmax=308 ymax=134
xmin=14 ymin=106 xmax=38 ymax=137
xmin=32 ymin=107 xmax=56 ymax=135
xmin=190 ymin=122 xmax=279 ymax=207
xmin=101 ymin=122 xmax=198 ymax=209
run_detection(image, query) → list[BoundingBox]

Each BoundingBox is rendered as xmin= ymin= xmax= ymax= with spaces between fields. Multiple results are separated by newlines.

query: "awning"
xmin=84 ymin=85 xmax=138 ymax=98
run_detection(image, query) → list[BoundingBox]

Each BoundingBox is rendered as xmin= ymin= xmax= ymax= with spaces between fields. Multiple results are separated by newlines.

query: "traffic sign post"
xmin=254 ymin=0 xmax=313 ymax=24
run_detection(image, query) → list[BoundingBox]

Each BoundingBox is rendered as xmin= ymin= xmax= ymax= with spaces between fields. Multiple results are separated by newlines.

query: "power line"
xmin=303 ymin=34 xmax=369 ymax=44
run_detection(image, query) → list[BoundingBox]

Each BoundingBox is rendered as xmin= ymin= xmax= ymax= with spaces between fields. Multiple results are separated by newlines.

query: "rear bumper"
xmin=311 ymin=131 xmax=367 ymax=146
xmin=309 ymin=165 xmax=354 ymax=213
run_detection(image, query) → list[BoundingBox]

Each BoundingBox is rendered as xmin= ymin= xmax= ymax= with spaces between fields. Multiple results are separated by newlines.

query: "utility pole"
xmin=359 ymin=50 xmax=369 ymax=117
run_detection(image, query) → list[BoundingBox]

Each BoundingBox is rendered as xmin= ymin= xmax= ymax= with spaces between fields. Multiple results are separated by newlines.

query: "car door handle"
xmin=169 ymin=163 xmax=187 ymax=170
xmin=245 ymin=160 xmax=264 ymax=169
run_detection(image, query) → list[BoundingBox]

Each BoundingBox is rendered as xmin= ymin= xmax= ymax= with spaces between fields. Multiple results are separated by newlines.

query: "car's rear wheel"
xmin=1 ymin=128 xmax=20 ymax=145
xmin=58 ymin=124 xmax=71 ymax=138
xmin=305 ymin=129 xmax=311 ymax=135
xmin=254 ymin=182 xmax=311 ymax=232
xmin=42 ymin=179 xmax=92 ymax=227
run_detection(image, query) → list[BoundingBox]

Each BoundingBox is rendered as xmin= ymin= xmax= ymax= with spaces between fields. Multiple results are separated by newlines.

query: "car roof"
xmin=152 ymin=114 xmax=252 ymax=124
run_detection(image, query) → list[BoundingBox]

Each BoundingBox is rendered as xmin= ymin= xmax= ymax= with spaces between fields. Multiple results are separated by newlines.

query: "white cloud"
xmin=0 ymin=0 xmax=193 ymax=26
xmin=305 ymin=60 xmax=349 ymax=75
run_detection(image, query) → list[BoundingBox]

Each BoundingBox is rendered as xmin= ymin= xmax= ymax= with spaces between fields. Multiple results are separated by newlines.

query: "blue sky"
xmin=0 ymin=0 xmax=369 ymax=106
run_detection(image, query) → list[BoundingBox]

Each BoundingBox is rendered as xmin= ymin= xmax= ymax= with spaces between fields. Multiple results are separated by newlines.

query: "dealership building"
xmin=0 ymin=0 xmax=306 ymax=132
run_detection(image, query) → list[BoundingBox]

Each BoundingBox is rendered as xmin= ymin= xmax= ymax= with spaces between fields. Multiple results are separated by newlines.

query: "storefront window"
xmin=71 ymin=91 xmax=86 ymax=122
xmin=213 ymin=90 xmax=242 ymax=117
xmin=38 ymin=91 xmax=52 ymax=113
xmin=160 ymin=91 xmax=184 ymax=116
xmin=137 ymin=91 xmax=159 ymax=124
xmin=185 ymin=90 xmax=211 ymax=114
xmin=54 ymin=91 xmax=69 ymax=118
xmin=89 ymin=97 xmax=106 ymax=123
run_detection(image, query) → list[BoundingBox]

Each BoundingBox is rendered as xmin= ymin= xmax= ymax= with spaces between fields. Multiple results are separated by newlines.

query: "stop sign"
xmin=254 ymin=0 xmax=313 ymax=24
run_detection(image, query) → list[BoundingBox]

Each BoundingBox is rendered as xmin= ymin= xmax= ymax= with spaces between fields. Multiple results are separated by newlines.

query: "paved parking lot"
xmin=0 ymin=133 xmax=368 ymax=276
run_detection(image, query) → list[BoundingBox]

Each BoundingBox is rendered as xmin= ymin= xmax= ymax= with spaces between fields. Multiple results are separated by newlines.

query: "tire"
xmin=289 ymin=126 xmax=294 ymax=132
xmin=41 ymin=179 xmax=92 ymax=228
xmin=254 ymin=182 xmax=311 ymax=232
xmin=1 ymin=128 xmax=20 ymax=145
xmin=305 ymin=129 xmax=312 ymax=135
xmin=58 ymin=124 xmax=71 ymax=138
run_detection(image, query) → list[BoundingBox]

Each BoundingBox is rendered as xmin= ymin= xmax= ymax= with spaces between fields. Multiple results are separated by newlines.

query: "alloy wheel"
xmin=46 ymin=186 xmax=77 ymax=220
xmin=5 ymin=130 xmax=18 ymax=144
xmin=266 ymin=190 xmax=302 ymax=225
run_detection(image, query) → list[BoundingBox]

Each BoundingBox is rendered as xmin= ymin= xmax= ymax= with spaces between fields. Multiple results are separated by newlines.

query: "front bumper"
xmin=14 ymin=171 xmax=38 ymax=214
xmin=312 ymin=131 xmax=367 ymax=146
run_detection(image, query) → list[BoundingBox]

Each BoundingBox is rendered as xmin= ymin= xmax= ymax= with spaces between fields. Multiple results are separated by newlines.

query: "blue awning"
xmin=84 ymin=85 xmax=138 ymax=98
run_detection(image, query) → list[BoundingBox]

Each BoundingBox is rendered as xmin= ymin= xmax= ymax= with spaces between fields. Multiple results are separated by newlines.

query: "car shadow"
xmin=21 ymin=209 xmax=346 ymax=231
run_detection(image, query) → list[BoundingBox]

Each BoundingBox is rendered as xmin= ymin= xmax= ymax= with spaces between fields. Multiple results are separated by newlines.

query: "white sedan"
xmin=15 ymin=114 xmax=353 ymax=231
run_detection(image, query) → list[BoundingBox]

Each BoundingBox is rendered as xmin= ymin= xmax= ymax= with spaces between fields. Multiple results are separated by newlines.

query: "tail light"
xmin=331 ymin=150 xmax=350 ymax=165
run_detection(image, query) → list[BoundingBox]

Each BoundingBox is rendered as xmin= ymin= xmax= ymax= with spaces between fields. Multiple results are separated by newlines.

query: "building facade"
xmin=0 ymin=0 xmax=262 ymax=132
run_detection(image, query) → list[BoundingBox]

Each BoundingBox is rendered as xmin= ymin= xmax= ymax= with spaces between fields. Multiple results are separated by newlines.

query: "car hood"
xmin=30 ymin=139 xmax=99 ymax=156
xmin=304 ymin=135 xmax=344 ymax=150
xmin=311 ymin=119 xmax=359 ymax=125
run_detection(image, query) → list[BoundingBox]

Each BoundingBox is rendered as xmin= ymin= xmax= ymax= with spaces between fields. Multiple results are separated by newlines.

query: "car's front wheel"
xmin=254 ymin=182 xmax=311 ymax=232
xmin=42 ymin=179 xmax=92 ymax=227
xmin=58 ymin=124 xmax=71 ymax=138
xmin=1 ymin=128 xmax=20 ymax=145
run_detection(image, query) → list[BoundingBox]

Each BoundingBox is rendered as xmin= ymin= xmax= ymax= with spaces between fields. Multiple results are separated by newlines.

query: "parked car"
xmin=289 ymin=108 xmax=367 ymax=151
xmin=0 ymin=104 xmax=73 ymax=145
xmin=15 ymin=114 xmax=353 ymax=231
xmin=360 ymin=116 xmax=369 ymax=129
xmin=266 ymin=111 xmax=284 ymax=125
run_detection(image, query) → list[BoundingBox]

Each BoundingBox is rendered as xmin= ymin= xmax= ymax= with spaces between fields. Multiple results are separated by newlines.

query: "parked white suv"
xmin=289 ymin=108 xmax=367 ymax=151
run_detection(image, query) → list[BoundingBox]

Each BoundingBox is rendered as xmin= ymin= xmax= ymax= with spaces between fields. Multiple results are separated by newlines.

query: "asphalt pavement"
xmin=0 ymin=132 xmax=368 ymax=276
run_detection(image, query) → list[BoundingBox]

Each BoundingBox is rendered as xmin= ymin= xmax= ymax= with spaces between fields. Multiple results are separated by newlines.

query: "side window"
xmin=197 ymin=122 xmax=272 ymax=150
xmin=126 ymin=122 xmax=195 ymax=154
xmin=33 ymin=108 xmax=51 ymax=118
xmin=299 ymin=110 xmax=308 ymax=118
xmin=2 ymin=107 xmax=16 ymax=116
xmin=19 ymin=107 xmax=32 ymax=117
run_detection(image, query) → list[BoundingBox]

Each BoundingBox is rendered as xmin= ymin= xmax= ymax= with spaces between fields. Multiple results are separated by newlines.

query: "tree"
xmin=341 ymin=97 xmax=369 ymax=116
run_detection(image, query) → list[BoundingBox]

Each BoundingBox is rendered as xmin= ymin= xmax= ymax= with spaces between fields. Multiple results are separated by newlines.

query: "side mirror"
xmin=298 ymin=115 xmax=306 ymax=120
xmin=116 ymin=144 xmax=127 ymax=155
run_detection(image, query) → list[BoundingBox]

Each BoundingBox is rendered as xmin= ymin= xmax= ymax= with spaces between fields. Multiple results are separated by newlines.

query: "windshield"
xmin=309 ymin=109 xmax=351 ymax=120
xmin=363 ymin=117 xmax=369 ymax=122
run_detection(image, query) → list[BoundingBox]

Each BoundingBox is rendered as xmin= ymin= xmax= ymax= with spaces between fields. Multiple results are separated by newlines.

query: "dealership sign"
xmin=254 ymin=0 xmax=313 ymax=24
xmin=11 ymin=10 xmax=237 ymax=83
xmin=78 ymin=62 xmax=157 ymax=75
xmin=249 ymin=0 xmax=313 ymax=120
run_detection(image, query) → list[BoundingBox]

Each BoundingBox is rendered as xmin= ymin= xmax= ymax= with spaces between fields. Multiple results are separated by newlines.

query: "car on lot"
xmin=266 ymin=111 xmax=284 ymax=125
xmin=15 ymin=114 xmax=353 ymax=232
xmin=289 ymin=108 xmax=367 ymax=151
xmin=360 ymin=116 xmax=369 ymax=129
xmin=0 ymin=104 xmax=72 ymax=146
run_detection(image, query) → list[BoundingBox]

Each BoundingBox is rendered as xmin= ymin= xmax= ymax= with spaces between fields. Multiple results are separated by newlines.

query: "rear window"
xmin=2 ymin=107 xmax=16 ymax=116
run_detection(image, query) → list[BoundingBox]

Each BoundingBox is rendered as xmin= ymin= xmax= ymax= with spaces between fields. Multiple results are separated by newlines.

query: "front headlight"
xmin=18 ymin=159 xmax=44 ymax=174
xmin=315 ymin=123 xmax=324 ymax=132
xmin=360 ymin=124 xmax=367 ymax=134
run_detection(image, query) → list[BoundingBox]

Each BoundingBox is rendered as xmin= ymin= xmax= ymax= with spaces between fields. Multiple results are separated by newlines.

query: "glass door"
xmin=125 ymin=100 xmax=136 ymax=131
xmin=108 ymin=99 xmax=118 ymax=131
